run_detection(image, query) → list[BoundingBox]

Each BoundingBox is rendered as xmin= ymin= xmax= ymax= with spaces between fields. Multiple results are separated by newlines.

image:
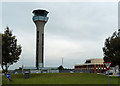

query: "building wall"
xmin=75 ymin=64 xmax=105 ymax=73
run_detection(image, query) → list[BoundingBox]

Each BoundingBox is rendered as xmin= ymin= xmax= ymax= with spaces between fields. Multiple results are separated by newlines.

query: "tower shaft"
xmin=35 ymin=21 xmax=45 ymax=69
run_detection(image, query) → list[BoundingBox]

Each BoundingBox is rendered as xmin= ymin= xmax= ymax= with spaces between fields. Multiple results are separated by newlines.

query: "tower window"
xmin=37 ymin=31 xmax=39 ymax=39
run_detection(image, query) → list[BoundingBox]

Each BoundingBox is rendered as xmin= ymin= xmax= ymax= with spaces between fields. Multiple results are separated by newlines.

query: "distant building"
xmin=23 ymin=67 xmax=59 ymax=73
xmin=23 ymin=67 xmax=58 ymax=70
xmin=75 ymin=58 xmax=106 ymax=73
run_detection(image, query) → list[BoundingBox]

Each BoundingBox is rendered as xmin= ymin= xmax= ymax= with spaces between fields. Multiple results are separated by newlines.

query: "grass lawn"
xmin=2 ymin=73 xmax=120 ymax=84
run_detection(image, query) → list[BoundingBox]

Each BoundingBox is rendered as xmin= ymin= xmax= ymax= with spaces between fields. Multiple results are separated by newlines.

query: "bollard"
xmin=24 ymin=71 xmax=30 ymax=79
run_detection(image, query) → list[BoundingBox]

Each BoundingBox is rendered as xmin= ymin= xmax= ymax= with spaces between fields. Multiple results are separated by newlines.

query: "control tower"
xmin=32 ymin=9 xmax=49 ymax=69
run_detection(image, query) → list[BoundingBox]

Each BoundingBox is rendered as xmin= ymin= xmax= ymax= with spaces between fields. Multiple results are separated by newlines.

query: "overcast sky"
xmin=2 ymin=2 xmax=118 ymax=70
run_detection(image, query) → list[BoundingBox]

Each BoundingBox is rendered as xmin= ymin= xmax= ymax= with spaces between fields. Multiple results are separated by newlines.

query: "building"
xmin=23 ymin=67 xmax=59 ymax=73
xmin=32 ymin=9 xmax=49 ymax=69
xmin=75 ymin=58 xmax=106 ymax=73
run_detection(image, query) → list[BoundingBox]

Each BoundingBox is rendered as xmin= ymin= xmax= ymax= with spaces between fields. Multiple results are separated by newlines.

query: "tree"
xmin=2 ymin=27 xmax=22 ymax=73
xmin=57 ymin=65 xmax=64 ymax=70
xmin=103 ymin=29 xmax=120 ymax=67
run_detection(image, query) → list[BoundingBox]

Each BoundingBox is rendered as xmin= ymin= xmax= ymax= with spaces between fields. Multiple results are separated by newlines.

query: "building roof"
xmin=75 ymin=58 xmax=104 ymax=66
xmin=75 ymin=63 xmax=104 ymax=66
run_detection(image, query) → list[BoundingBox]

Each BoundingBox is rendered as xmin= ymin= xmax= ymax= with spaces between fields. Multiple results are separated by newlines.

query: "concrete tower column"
xmin=32 ymin=9 xmax=49 ymax=69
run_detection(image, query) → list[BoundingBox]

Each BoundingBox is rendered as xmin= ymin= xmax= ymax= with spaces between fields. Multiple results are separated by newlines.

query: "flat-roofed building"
xmin=75 ymin=58 xmax=106 ymax=73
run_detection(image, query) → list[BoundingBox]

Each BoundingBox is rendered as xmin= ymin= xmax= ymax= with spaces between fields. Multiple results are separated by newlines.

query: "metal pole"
xmin=62 ymin=57 xmax=63 ymax=66
xmin=108 ymin=70 xmax=109 ymax=86
xmin=22 ymin=65 xmax=24 ymax=74
xmin=118 ymin=66 xmax=120 ymax=86
xmin=118 ymin=74 xmax=120 ymax=86
xmin=118 ymin=75 xmax=119 ymax=86
xmin=55 ymin=72 xmax=56 ymax=85
xmin=7 ymin=79 xmax=9 ymax=86
xmin=87 ymin=64 xmax=88 ymax=72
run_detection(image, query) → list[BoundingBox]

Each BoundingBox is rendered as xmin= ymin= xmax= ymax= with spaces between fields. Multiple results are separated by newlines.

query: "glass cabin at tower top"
xmin=32 ymin=9 xmax=49 ymax=17
xmin=32 ymin=9 xmax=49 ymax=22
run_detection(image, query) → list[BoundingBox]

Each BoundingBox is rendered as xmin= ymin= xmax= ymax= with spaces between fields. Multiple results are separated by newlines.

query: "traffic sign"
xmin=104 ymin=62 xmax=112 ymax=70
xmin=6 ymin=74 xmax=11 ymax=79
